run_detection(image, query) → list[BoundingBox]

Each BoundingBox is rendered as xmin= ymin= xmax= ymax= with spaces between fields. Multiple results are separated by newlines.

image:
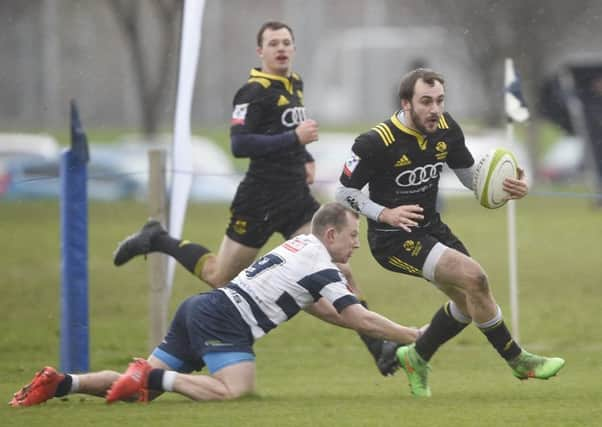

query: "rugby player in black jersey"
xmin=336 ymin=68 xmax=565 ymax=397
xmin=113 ymin=22 xmax=398 ymax=376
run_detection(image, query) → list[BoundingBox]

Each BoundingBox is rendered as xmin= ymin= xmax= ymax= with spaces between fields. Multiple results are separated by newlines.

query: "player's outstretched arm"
xmin=304 ymin=298 xmax=348 ymax=327
xmin=338 ymin=303 xmax=419 ymax=345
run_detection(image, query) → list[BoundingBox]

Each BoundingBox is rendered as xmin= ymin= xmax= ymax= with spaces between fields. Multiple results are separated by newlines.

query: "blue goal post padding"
xmin=60 ymin=100 xmax=90 ymax=373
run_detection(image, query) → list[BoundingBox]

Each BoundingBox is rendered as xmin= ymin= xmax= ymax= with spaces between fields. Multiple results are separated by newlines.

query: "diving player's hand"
xmin=378 ymin=205 xmax=424 ymax=232
xmin=503 ymin=167 xmax=528 ymax=200
xmin=295 ymin=119 xmax=319 ymax=145
xmin=416 ymin=323 xmax=429 ymax=340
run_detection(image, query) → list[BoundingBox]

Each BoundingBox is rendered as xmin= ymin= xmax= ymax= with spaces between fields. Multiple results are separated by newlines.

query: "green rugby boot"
xmin=396 ymin=344 xmax=432 ymax=397
xmin=509 ymin=350 xmax=566 ymax=380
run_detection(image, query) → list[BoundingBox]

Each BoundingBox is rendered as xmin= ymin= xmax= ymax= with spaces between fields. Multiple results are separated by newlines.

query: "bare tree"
xmin=425 ymin=0 xmax=600 ymax=176
xmin=107 ymin=0 xmax=182 ymax=138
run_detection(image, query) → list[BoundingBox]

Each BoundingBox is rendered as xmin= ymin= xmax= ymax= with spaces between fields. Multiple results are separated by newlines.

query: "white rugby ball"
xmin=472 ymin=148 xmax=518 ymax=209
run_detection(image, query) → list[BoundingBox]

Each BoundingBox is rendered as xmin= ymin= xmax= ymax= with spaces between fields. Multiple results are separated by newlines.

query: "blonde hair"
xmin=311 ymin=202 xmax=358 ymax=236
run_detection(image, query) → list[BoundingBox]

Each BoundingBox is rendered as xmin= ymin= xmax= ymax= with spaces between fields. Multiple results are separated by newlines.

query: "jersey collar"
xmin=250 ymin=68 xmax=297 ymax=94
xmin=390 ymin=110 xmax=428 ymax=151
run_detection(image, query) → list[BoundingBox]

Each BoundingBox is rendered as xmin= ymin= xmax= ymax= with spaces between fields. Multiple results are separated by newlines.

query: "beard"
xmin=409 ymin=109 xmax=438 ymax=135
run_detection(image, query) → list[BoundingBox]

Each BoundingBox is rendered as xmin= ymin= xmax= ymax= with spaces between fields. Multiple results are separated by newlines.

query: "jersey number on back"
xmin=245 ymin=254 xmax=285 ymax=278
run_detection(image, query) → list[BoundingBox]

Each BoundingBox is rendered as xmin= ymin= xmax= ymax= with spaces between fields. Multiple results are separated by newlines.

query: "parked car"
xmin=113 ymin=134 xmax=242 ymax=203
xmin=538 ymin=136 xmax=585 ymax=183
xmin=2 ymin=135 xmax=242 ymax=203
xmin=0 ymin=133 xmax=60 ymax=197
xmin=0 ymin=133 xmax=59 ymax=162
xmin=1 ymin=152 xmax=142 ymax=201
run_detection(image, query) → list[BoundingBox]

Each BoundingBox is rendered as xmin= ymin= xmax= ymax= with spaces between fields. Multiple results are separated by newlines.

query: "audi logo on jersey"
xmin=395 ymin=162 xmax=444 ymax=187
xmin=281 ymin=107 xmax=307 ymax=127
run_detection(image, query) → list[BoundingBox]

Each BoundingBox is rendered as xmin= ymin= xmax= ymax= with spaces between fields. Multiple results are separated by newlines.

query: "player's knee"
xmin=210 ymin=381 xmax=253 ymax=401
xmin=464 ymin=265 xmax=489 ymax=296
xmin=224 ymin=386 xmax=252 ymax=400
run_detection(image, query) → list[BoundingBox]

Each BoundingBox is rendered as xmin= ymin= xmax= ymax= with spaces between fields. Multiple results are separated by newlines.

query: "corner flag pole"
xmin=504 ymin=58 xmax=529 ymax=342
xmin=167 ymin=0 xmax=206 ymax=297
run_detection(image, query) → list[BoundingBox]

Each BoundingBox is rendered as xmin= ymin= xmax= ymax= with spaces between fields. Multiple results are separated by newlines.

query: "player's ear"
xmin=325 ymin=227 xmax=337 ymax=244
xmin=401 ymin=98 xmax=411 ymax=111
xmin=256 ymin=46 xmax=263 ymax=58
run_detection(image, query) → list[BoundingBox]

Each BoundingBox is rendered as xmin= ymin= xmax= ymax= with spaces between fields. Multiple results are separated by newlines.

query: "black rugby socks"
xmin=415 ymin=303 xmax=470 ymax=362
xmin=152 ymin=234 xmax=211 ymax=277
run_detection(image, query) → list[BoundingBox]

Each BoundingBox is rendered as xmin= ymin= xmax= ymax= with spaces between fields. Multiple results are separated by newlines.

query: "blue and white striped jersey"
xmin=219 ymin=234 xmax=360 ymax=339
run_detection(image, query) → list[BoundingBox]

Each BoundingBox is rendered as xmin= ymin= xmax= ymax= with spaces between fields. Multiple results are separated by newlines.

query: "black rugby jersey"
xmin=230 ymin=68 xmax=312 ymax=184
xmin=340 ymin=111 xmax=474 ymax=229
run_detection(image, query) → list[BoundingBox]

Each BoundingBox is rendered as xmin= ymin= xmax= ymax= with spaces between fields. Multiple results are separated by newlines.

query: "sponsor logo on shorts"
xmin=233 ymin=219 xmax=247 ymax=235
xmin=403 ymin=240 xmax=422 ymax=256
xmin=204 ymin=340 xmax=233 ymax=347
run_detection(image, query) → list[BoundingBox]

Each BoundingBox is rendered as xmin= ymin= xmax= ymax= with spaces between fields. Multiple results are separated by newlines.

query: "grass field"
xmin=2 ymin=195 xmax=601 ymax=426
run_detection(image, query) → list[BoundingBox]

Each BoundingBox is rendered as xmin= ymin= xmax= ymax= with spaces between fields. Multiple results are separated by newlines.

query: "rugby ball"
xmin=472 ymin=148 xmax=518 ymax=209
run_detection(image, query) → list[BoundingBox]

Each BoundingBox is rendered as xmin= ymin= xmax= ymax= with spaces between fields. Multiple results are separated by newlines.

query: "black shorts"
xmin=226 ymin=179 xmax=320 ymax=248
xmin=368 ymin=214 xmax=469 ymax=278
xmin=156 ymin=291 xmax=255 ymax=373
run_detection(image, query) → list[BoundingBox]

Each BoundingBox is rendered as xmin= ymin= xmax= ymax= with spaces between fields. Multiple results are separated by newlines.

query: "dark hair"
xmin=311 ymin=202 xmax=359 ymax=236
xmin=398 ymin=68 xmax=445 ymax=101
xmin=256 ymin=21 xmax=295 ymax=47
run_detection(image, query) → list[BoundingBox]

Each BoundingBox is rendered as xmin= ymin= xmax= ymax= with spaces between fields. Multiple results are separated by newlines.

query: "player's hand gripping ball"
xmin=472 ymin=148 xmax=518 ymax=209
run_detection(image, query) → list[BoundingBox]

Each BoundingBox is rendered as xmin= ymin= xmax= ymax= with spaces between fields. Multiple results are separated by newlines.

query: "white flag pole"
xmin=167 ymin=0 xmax=206 ymax=297
xmin=504 ymin=57 xmax=529 ymax=342
xmin=505 ymin=125 xmax=520 ymax=342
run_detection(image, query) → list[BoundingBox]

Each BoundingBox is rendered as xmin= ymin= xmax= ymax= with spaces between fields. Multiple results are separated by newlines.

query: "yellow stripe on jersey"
xmin=372 ymin=123 xmax=394 ymax=146
xmin=438 ymin=115 xmax=449 ymax=129
xmin=371 ymin=126 xmax=389 ymax=146
xmin=247 ymin=77 xmax=271 ymax=88
xmin=376 ymin=123 xmax=395 ymax=145
xmin=380 ymin=123 xmax=395 ymax=143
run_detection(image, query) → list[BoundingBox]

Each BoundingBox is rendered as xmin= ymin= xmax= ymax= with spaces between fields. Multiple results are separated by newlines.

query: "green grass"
xmin=2 ymin=196 xmax=601 ymax=426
